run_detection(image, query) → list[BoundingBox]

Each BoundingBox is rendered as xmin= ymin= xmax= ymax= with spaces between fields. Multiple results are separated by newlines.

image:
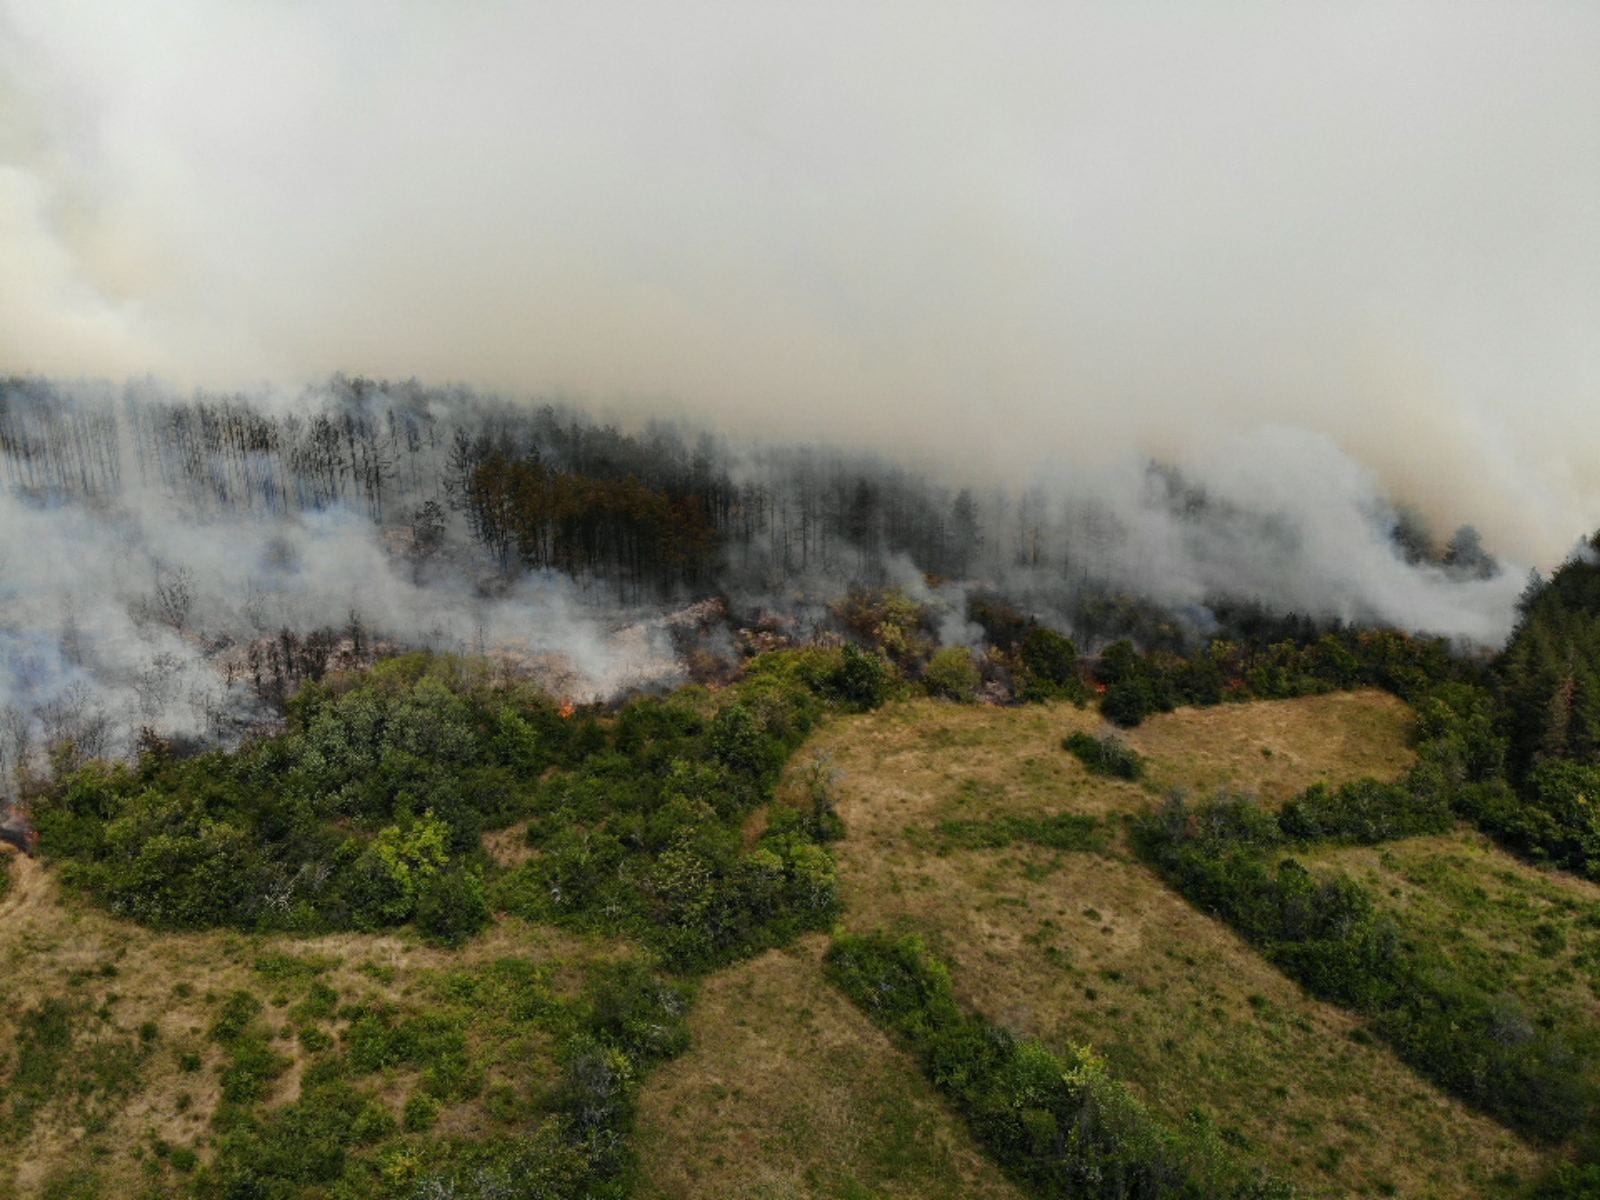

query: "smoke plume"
xmin=1 ymin=2 xmax=1596 ymax=562
xmin=0 ymin=378 xmax=1527 ymax=793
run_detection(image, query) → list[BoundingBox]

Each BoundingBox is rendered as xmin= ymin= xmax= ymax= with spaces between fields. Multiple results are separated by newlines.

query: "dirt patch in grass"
xmin=634 ymin=934 xmax=1024 ymax=1200
xmin=482 ymin=820 xmax=537 ymax=868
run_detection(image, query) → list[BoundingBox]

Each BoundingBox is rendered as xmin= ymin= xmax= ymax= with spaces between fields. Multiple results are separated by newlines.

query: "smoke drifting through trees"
xmin=1 ymin=375 xmax=1521 ymax=787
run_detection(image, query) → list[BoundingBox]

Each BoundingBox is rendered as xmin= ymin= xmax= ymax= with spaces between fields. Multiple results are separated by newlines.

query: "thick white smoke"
xmin=1 ymin=2 xmax=1596 ymax=561
xmin=0 ymin=376 xmax=1530 ymax=797
xmin=0 ymin=474 xmax=689 ymax=785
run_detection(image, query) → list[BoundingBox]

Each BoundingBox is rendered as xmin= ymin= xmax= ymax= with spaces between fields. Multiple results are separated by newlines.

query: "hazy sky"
xmin=2 ymin=2 xmax=1596 ymax=562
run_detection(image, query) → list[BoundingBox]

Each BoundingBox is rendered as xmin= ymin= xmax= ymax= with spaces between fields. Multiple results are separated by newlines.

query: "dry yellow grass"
xmin=634 ymin=934 xmax=1025 ymax=1200
xmin=720 ymin=694 xmax=1547 ymax=1199
xmin=1123 ymin=689 xmax=1417 ymax=801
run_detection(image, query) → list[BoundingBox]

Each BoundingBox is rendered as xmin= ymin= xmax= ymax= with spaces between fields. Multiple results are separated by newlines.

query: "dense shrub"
xmin=929 ymin=812 xmax=1106 ymax=853
xmin=1063 ymin=730 xmax=1144 ymax=781
xmin=1102 ymin=678 xmax=1158 ymax=726
xmin=493 ymin=652 xmax=853 ymax=970
xmin=1277 ymin=776 xmax=1451 ymax=844
xmin=33 ymin=655 xmax=581 ymax=936
xmin=1457 ymin=760 xmax=1600 ymax=880
xmin=1017 ymin=626 xmax=1084 ymax=701
xmin=37 ymin=647 xmax=860 ymax=962
xmin=415 ymin=868 xmax=491 ymax=947
xmin=830 ymin=643 xmax=892 ymax=710
xmin=924 ymin=646 xmax=980 ymax=702
xmin=827 ymin=934 xmax=1291 ymax=1199
xmin=1533 ymin=1164 xmax=1600 ymax=1198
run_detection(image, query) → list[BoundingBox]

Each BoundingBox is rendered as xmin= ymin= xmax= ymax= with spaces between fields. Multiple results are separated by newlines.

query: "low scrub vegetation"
xmin=1135 ymin=790 xmax=1596 ymax=1144
xmin=826 ymin=933 xmax=1292 ymax=1199
xmin=1063 ymin=730 xmax=1145 ymax=780
xmin=921 ymin=811 xmax=1108 ymax=854
xmin=179 ymin=952 xmax=695 ymax=1199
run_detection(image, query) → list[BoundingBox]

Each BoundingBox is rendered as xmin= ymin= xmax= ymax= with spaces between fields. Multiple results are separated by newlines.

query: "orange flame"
xmin=559 ymin=699 xmax=576 ymax=719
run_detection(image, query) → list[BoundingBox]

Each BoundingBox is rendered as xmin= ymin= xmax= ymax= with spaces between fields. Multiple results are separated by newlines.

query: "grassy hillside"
xmin=0 ymin=850 xmax=637 ymax=1199
xmin=637 ymin=694 xmax=1552 ymax=1199
xmin=2 ymin=679 xmax=1585 ymax=1198
xmin=634 ymin=935 xmax=1024 ymax=1200
xmin=1299 ymin=830 xmax=1600 ymax=1104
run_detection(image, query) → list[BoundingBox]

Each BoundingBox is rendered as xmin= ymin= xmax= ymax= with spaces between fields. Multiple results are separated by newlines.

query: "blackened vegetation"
xmin=0 ymin=376 xmax=1500 ymax=616
xmin=0 ymin=815 xmax=31 ymax=857
xmin=0 ymin=378 xmax=990 ymax=597
xmin=461 ymin=447 xmax=718 ymax=596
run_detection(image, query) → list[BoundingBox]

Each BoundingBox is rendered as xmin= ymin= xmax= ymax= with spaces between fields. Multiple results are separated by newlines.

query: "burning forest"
xmin=0 ymin=374 xmax=1525 ymax=796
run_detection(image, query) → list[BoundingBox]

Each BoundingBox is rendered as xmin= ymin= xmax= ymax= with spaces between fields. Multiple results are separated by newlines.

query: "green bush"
xmin=403 ymin=1092 xmax=441 ymax=1132
xmin=1017 ymin=626 xmax=1082 ymax=701
xmin=415 ymin=868 xmax=491 ymax=947
xmin=1102 ymin=676 xmax=1159 ymax=727
xmin=1277 ymin=775 xmax=1451 ymax=844
xmin=1063 ymin=730 xmax=1144 ymax=780
xmin=924 ymin=646 xmax=980 ymax=702
xmin=831 ymin=643 xmax=892 ymax=710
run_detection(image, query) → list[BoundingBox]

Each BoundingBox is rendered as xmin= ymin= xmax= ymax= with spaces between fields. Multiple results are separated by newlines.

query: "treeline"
xmin=1 ymin=374 xmax=1501 ymax=610
xmin=964 ymin=585 xmax=1472 ymax=720
xmin=462 ymin=448 xmax=718 ymax=592
xmin=1484 ymin=543 xmax=1600 ymax=877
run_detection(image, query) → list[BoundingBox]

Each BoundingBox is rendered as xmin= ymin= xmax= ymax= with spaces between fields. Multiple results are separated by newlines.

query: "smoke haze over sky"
xmin=2 ymin=2 xmax=1597 ymax=562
